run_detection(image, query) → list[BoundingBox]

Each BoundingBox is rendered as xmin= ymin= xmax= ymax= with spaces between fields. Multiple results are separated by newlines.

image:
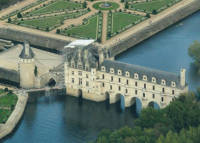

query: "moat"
xmin=2 ymin=11 xmax=200 ymax=143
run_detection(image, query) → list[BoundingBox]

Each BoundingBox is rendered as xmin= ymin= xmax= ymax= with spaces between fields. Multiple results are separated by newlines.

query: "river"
xmin=2 ymin=11 xmax=200 ymax=143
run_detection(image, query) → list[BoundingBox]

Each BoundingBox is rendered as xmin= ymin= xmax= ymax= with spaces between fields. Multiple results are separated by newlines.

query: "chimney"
xmin=180 ymin=68 xmax=186 ymax=87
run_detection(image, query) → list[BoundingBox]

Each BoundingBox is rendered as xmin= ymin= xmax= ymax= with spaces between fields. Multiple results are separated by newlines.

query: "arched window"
xmin=161 ymin=80 xmax=166 ymax=85
xmin=152 ymin=77 xmax=156 ymax=83
xmin=125 ymin=71 xmax=130 ymax=77
xmin=118 ymin=70 xmax=122 ymax=75
xmin=143 ymin=75 xmax=147 ymax=81
xmin=134 ymin=73 xmax=139 ymax=79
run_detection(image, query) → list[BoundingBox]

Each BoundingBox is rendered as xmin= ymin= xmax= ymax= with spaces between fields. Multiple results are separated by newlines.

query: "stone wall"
xmin=0 ymin=28 xmax=70 ymax=52
xmin=0 ymin=68 xmax=19 ymax=86
xmin=109 ymin=0 xmax=200 ymax=57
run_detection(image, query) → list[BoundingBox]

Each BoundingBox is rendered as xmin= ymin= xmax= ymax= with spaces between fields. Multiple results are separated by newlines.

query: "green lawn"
xmin=29 ymin=0 xmax=82 ymax=15
xmin=112 ymin=12 xmax=144 ymax=33
xmin=15 ymin=12 xmax=83 ymax=30
xmin=0 ymin=92 xmax=18 ymax=124
xmin=64 ymin=15 xmax=98 ymax=39
xmin=0 ymin=109 xmax=11 ymax=123
xmin=131 ymin=0 xmax=181 ymax=14
xmin=0 ymin=93 xmax=18 ymax=107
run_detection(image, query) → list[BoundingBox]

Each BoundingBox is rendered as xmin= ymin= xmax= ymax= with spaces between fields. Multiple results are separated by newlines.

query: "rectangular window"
xmin=153 ymin=85 xmax=155 ymax=90
xmin=161 ymin=97 xmax=164 ymax=102
xmin=135 ymin=90 xmax=137 ymax=95
xmin=126 ymin=80 xmax=129 ymax=85
xmin=78 ymin=71 xmax=82 ymax=76
xmin=86 ymin=81 xmax=89 ymax=86
xmin=172 ymin=90 xmax=175 ymax=95
xmin=110 ymin=85 xmax=112 ymax=90
xmin=126 ymin=89 xmax=128 ymax=94
xmin=79 ymin=78 xmax=82 ymax=85
xmin=118 ymin=86 xmax=121 ymax=91
xmin=143 ymin=93 xmax=145 ymax=98
xmin=102 ymin=74 xmax=104 ymax=79
xmin=144 ymin=84 xmax=146 ymax=89
xmin=152 ymin=94 xmax=155 ymax=99
xmin=119 ymin=78 xmax=121 ymax=83
xmin=111 ymin=76 xmax=113 ymax=82
xmin=72 ymin=78 xmax=74 ymax=83
xmin=102 ymin=82 xmax=105 ymax=87
xmin=135 ymin=82 xmax=138 ymax=87
xmin=162 ymin=88 xmax=165 ymax=93
xmin=72 ymin=71 xmax=74 ymax=75
xmin=86 ymin=74 xmax=88 ymax=78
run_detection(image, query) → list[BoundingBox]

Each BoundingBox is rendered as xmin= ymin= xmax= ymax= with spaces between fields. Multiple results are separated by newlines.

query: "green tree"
xmin=17 ymin=12 xmax=22 ymax=18
xmin=188 ymin=41 xmax=200 ymax=74
xmin=83 ymin=1 xmax=87 ymax=8
xmin=125 ymin=2 xmax=129 ymax=9
xmin=8 ymin=17 xmax=11 ymax=23
xmin=152 ymin=9 xmax=157 ymax=14
xmin=56 ymin=29 xmax=61 ymax=34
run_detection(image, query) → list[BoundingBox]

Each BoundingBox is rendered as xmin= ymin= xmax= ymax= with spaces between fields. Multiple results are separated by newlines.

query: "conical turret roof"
xmin=19 ymin=41 xmax=34 ymax=59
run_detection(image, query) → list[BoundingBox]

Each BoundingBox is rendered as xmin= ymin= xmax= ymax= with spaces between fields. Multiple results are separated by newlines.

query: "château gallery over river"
xmin=0 ymin=0 xmax=200 ymax=142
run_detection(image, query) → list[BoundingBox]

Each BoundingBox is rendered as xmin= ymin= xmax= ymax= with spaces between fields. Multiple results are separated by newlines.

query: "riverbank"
xmin=0 ymin=91 xmax=28 ymax=139
xmin=107 ymin=0 xmax=200 ymax=57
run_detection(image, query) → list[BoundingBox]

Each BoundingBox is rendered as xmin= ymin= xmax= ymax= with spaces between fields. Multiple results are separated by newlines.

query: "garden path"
xmin=50 ymin=1 xmax=98 ymax=33
xmin=101 ymin=11 xmax=108 ymax=43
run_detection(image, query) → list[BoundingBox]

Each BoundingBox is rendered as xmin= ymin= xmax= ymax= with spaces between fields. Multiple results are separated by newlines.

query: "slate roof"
xmin=101 ymin=60 xmax=182 ymax=88
xmin=19 ymin=42 xmax=34 ymax=59
xmin=64 ymin=43 xmax=99 ymax=69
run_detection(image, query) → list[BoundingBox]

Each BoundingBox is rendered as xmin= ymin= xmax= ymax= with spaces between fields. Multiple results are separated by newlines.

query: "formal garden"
xmin=0 ymin=0 xmax=183 ymax=42
xmin=0 ymin=88 xmax=18 ymax=124
xmin=10 ymin=9 xmax=89 ymax=31
xmin=61 ymin=13 xmax=103 ymax=41
xmin=128 ymin=0 xmax=182 ymax=14
xmin=107 ymin=12 xmax=146 ymax=39
xmin=26 ymin=0 xmax=83 ymax=16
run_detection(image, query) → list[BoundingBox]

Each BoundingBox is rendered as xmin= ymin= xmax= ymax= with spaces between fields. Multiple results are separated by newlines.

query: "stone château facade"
xmin=64 ymin=40 xmax=188 ymax=109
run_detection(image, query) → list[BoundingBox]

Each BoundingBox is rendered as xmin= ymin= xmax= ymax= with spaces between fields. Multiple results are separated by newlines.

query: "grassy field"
xmin=29 ymin=0 xmax=82 ymax=15
xmin=131 ymin=0 xmax=181 ymax=14
xmin=0 ymin=92 xmax=18 ymax=123
xmin=64 ymin=15 xmax=98 ymax=39
xmin=112 ymin=12 xmax=144 ymax=33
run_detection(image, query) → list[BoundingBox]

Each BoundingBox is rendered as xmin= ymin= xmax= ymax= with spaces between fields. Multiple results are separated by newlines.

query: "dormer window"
xmin=152 ymin=77 xmax=156 ymax=83
xmin=118 ymin=70 xmax=122 ymax=75
xmin=171 ymin=81 xmax=176 ymax=87
xmin=101 ymin=66 xmax=105 ymax=72
xmin=110 ymin=68 xmax=114 ymax=74
xmin=125 ymin=71 xmax=130 ymax=77
xmin=161 ymin=80 xmax=166 ymax=85
xmin=143 ymin=75 xmax=147 ymax=81
xmin=134 ymin=73 xmax=139 ymax=79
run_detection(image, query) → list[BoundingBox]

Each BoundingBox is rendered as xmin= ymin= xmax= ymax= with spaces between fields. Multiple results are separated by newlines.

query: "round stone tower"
xmin=19 ymin=41 xmax=35 ymax=89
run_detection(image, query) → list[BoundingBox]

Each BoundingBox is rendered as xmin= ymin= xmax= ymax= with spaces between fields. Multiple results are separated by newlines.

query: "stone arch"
xmin=105 ymin=92 xmax=110 ymax=109
xmin=148 ymin=101 xmax=160 ymax=110
xmin=78 ymin=89 xmax=82 ymax=98
xmin=40 ymin=72 xmax=60 ymax=88
xmin=48 ymin=78 xmax=56 ymax=87
xmin=130 ymin=97 xmax=142 ymax=114
xmin=115 ymin=93 xmax=125 ymax=112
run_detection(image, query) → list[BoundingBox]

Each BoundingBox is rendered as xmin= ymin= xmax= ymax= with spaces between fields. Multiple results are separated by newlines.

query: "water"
xmin=2 ymin=11 xmax=200 ymax=143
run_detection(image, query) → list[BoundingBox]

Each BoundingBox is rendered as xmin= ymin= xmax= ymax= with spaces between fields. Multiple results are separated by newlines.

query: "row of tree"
xmin=91 ymin=88 xmax=200 ymax=143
